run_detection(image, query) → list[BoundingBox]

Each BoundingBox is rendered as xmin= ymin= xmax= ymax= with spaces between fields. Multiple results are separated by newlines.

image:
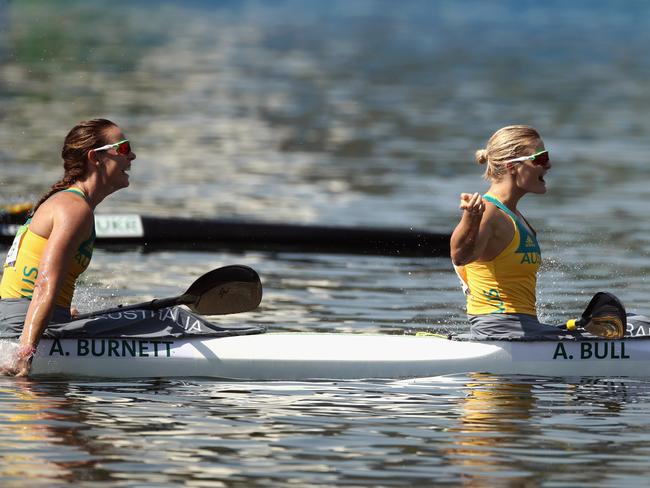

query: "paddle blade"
xmin=566 ymin=292 xmax=627 ymax=339
xmin=583 ymin=315 xmax=626 ymax=339
xmin=185 ymin=265 xmax=263 ymax=315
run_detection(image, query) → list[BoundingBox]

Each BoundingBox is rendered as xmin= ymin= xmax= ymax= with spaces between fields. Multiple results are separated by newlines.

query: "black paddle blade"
xmin=576 ymin=292 xmax=627 ymax=339
xmin=183 ymin=265 xmax=263 ymax=315
xmin=76 ymin=265 xmax=263 ymax=319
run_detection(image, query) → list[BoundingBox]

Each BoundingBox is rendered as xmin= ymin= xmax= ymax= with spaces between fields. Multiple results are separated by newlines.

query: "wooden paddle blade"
xmin=186 ymin=265 xmax=263 ymax=315
xmin=569 ymin=291 xmax=627 ymax=339
xmin=583 ymin=316 xmax=626 ymax=339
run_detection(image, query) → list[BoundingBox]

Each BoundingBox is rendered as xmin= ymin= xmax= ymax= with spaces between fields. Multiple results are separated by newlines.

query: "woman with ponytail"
xmin=450 ymin=125 xmax=558 ymax=339
xmin=0 ymin=118 xmax=135 ymax=375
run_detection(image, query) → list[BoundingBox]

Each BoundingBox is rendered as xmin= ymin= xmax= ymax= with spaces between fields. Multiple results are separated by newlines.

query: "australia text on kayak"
xmin=94 ymin=307 xmax=210 ymax=333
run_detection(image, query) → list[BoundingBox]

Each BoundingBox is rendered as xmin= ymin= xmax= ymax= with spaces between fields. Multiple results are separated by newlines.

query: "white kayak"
xmin=25 ymin=332 xmax=650 ymax=379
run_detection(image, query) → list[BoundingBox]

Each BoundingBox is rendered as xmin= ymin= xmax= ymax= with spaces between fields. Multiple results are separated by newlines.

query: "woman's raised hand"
xmin=459 ymin=192 xmax=485 ymax=217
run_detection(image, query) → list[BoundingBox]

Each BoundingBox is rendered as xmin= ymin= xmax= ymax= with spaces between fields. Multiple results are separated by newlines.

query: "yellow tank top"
xmin=0 ymin=188 xmax=95 ymax=309
xmin=455 ymin=194 xmax=541 ymax=315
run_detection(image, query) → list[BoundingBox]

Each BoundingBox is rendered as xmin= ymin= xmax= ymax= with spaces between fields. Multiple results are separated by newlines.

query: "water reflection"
xmin=0 ymin=379 xmax=98 ymax=485
xmin=428 ymin=374 xmax=642 ymax=485
xmin=443 ymin=376 xmax=542 ymax=485
xmin=0 ymin=375 xmax=647 ymax=486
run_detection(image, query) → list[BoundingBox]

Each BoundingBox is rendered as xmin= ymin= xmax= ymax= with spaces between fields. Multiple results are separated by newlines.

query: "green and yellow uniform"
xmin=456 ymin=193 xmax=541 ymax=316
xmin=0 ymin=188 xmax=95 ymax=309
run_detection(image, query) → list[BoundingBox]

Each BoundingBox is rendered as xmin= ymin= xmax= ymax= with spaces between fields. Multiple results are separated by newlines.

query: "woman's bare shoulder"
xmin=30 ymin=191 xmax=93 ymax=238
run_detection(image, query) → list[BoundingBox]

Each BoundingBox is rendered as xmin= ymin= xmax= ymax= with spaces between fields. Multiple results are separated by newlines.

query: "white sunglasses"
xmin=93 ymin=139 xmax=131 ymax=155
xmin=504 ymin=150 xmax=549 ymax=166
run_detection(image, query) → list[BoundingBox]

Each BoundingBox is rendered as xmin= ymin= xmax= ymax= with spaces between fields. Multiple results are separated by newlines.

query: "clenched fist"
xmin=459 ymin=192 xmax=485 ymax=216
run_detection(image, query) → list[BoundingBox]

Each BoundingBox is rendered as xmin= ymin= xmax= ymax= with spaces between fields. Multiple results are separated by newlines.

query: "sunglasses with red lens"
xmin=93 ymin=139 xmax=131 ymax=155
xmin=505 ymin=150 xmax=550 ymax=167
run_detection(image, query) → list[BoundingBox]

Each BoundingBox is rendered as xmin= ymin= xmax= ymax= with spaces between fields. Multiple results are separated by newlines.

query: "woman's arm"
xmin=450 ymin=192 xmax=492 ymax=266
xmin=9 ymin=201 xmax=92 ymax=376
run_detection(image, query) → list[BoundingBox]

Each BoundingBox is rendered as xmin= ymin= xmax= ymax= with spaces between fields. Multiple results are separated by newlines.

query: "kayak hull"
xmin=26 ymin=333 xmax=650 ymax=379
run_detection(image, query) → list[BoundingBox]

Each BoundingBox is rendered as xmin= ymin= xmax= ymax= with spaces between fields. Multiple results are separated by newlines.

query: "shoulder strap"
xmin=482 ymin=194 xmax=517 ymax=221
xmin=483 ymin=193 xmax=537 ymax=236
xmin=484 ymin=193 xmax=540 ymax=253
xmin=61 ymin=187 xmax=88 ymax=201
xmin=60 ymin=188 xmax=95 ymax=249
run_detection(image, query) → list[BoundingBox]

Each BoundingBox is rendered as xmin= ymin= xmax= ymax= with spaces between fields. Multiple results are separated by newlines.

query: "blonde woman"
xmin=450 ymin=125 xmax=561 ymax=339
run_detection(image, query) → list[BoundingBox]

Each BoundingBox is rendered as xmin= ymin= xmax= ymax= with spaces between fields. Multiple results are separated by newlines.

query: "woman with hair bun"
xmin=450 ymin=125 xmax=560 ymax=339
xmin=0 ymin=118 xmax=135 ymax=375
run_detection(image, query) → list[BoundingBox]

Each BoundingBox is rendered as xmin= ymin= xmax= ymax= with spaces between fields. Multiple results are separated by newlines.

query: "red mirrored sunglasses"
xmin=505 ymin=150 xmax=550 ymax=167
xmin=93 ymin=139 xmax=131 ymax=155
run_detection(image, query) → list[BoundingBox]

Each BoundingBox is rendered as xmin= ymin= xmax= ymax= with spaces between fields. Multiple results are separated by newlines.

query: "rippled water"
xmin=2 ymin=0 xmax=650 ymax=485
xmin=2 ymin=375 xmax=649 ymax=486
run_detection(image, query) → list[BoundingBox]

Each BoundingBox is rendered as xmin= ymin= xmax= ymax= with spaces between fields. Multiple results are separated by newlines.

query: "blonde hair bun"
xmin=475 ymin=149 xmax=489 ymax=165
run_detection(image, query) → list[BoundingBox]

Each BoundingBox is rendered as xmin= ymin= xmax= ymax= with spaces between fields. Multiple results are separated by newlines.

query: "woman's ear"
xmin=87 ymin=149 xmax=101 ymax=166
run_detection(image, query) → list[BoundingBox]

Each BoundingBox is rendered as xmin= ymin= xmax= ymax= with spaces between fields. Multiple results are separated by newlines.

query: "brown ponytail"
xmin=32 ymin=118 xmax=117 ymax=213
